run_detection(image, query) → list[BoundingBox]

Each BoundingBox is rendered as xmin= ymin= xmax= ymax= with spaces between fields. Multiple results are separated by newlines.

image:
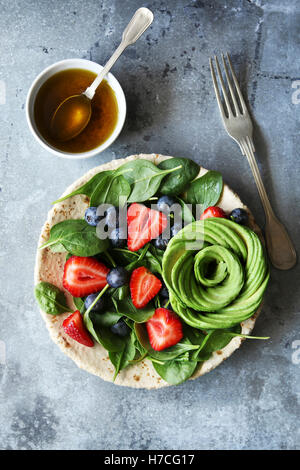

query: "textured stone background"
xmin=0 ymin=0 xmax=299 ymax=450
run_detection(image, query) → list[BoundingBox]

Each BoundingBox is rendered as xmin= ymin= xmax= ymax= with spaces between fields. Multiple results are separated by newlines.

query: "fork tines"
xmin=209 ymin=53 xmax=248 ymax=118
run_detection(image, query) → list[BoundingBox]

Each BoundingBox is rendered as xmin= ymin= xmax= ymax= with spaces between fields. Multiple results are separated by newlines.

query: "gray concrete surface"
xmin=0 ymin=0 xmax=299 ymax=450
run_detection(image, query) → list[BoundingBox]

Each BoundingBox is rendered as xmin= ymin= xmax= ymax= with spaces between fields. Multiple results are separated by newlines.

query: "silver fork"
xmin=210 ymin=53 xmax=296 ymax=270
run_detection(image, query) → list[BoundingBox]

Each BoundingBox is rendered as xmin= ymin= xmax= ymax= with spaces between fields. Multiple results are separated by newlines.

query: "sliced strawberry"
xmin=130 ymin=266 xmax=162 ymax=309
xmin=62 ymin=310 xmax=94 ymax=347
xmin=146 ymin=308 xmax=183 ymax=351
xmin=63 ymin=256 xmax=109 ymax=297
xmin=200 ymin=206 xmax=227 ymax=220
xmin=127 ymin=203 xmax=168 ymax=252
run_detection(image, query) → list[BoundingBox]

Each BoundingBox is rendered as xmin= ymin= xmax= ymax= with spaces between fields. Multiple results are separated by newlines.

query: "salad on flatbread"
xmin=34 ymin=154 xmax=269 ymax=388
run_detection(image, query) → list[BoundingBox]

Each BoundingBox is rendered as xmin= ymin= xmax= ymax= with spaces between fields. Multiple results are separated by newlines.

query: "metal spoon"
xmin=50 ymin=7 xmax=153 ymax=142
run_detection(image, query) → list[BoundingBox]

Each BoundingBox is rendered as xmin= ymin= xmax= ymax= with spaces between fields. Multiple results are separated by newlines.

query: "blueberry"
xmin=230 ymin=208 xmax=248 ymax=225
xmin=157 ymin=195 xmax=177 ymax=213
xmin=85 ymin=207 xmax=102 ymax=226
xmin=171 ymin=223 xmax=182 ymax=237
xmin=109 ymin=227 xmax=127 ymax=248
xmin=84 ymin=293 xmax=105 ymax=312
xmin=107 ymin=267 xmax=130 ymax=288
xmin=160 ymin=285 xmax=169 ymax=299
xmin=105 ymin=206 xmax=119 ymax=229
xmin=111 ymin=319 xmax=130 ymax=337
xmin=152 ymin=234 xmax=169 ymax=250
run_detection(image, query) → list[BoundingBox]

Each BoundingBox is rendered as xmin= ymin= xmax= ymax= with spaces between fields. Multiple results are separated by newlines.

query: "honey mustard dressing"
xmin=34 ymin=68 xmax=118 ymax=153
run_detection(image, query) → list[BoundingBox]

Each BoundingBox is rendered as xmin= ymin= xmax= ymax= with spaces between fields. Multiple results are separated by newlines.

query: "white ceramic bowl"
xmin=26 ymin=58 xmax=126 ymax=159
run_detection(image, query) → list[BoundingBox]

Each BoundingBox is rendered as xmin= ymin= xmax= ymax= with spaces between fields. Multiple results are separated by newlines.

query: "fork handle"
xmin=242 ymin=139 xmax=297 ymax=270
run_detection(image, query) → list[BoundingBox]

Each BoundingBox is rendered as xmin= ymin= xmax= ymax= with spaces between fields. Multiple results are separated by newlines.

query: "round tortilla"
xmin=34 ymin=154 xmax=263 ymax=389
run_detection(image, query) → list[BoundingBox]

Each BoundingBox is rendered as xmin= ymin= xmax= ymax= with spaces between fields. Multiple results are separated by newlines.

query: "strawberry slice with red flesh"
xmin=62 ymin=310 xmax=94 ymax=347
xmin=127 ymin=203 xmax=168 ymax=252
xmin=63 ymin=256 xmax=109 ymax=297
xmin=146 ymin=308 xmax=183 ymax=351
xmin=130 ymin=266 xmax=162 ymax=309
xmin=200 ymin=206 xmax=227 ymax=220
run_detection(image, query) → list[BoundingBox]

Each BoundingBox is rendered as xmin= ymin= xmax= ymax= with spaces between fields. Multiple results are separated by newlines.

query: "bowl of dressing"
xmin=26 ymin=58 xmax=126 ymax=159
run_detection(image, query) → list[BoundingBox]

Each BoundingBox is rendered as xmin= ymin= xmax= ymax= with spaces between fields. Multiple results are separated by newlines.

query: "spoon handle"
xmin=84 ymin=8 xmax=153 ymax=100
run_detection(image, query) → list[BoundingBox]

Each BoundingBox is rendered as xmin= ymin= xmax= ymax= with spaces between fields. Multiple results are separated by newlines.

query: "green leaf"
xmin=35 ymin=282 xmax=70 ymax=316
xmin=183 ymin=325 xmax=206 ymax=345
xmin=89 ymin=173 xmax=131 ymax=207
xmin=73 ymin=296 xmax=85 ymax=313
xmin=185 ymin=170 xmax=223 ymax=211
xmin=144 ymin=250 xmax=163 ymax=275
xmin=112 ymin=248 xmax=139 ymax=265
xmin=111 ymin=244 xmax=153 ymax=274
xmin=158 ymin=157 xmax=199 ymax=195
xmin=109 ymin=330 xmax=137 ymax=379
xmin=149 ymin=244 xmax=164 ymax=263
xmin=39 ymin=219 xmax=109 ymax=256
xmin=134 ymin=323 xmax=199 ymax=361
xmin=133 ymin=334 xmax=147 ymax=357
xmin=152 ymin=358 xmax=197 ymax=385
xmin=115 ymin=298 xmax=155 ymax=323
xmin=176 ymin=197 xmax=195 ymax=225
xmin=114 ymin=245 xmax=162 ymax=275
xmin=49 ymin=243 xmax=68 ymax=253
xmin=182 ymin=326 xmax=211 ymax=361
xmin=192 ymin=327 xmax=240 ymax=361
xmin=116 ymin=159 xmax=182 ymax=202
xmin=52 ymin=171 xmax=111 ymax=204
xmin=111 ymin=285 xmax=129 ymax=301
xmin=83 ymin=310 xmax=124 ymax=352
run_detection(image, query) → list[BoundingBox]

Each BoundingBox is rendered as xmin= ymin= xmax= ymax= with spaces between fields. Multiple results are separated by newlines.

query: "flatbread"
xmin=34 ymin=154 xmax=263 ymax=389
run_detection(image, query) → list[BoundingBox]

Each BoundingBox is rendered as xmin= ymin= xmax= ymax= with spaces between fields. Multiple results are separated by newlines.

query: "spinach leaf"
xmin=83 ymin=310 xmax=124 ymax=352
xmin=111 ymin=244 xmax=152 ymax=274
xmin=112 ymin=248 xmax=139 ymax=265
xmin=109 ymin=330 xmax=137 ymax=379
xmin=115 ymin=245 xmax=162 ymax=275
xmin=116 ymin=159 xmax=182 ymax=202
xmin=183 ymin=325 xmax=228 ymax=362
xmin=39 ymin=219 xmax=109 ymax=256
xmin=176 ymin=197 xmax=195 ymax=225
xmin=124 ymin=243 xmax=150 ymax=271
xmin=153 ymin=358 xmax=197 ymax=385
xmin=185 ymin=170 xmax=223 ymax=211
xmin=183 ymin=325 xmax=267 ymax=363
xmin=111 ymin=285 xmax=129 ymax=301
xmin=183 ymin=325 xmax=206 ymax=346
xmin=133 ymin=334 xmax=147 ymax=357
xmin=158 ymin=157 xmax=199 ymax=195
xmin=52 ymin=171 xmax=111 ymax=204
xmin=49 ymin=243 xmax=68 ymax=253
xmin=35 ymin=282 xmax=70 ymax=315
xmin=115 ymin=298 xmax=155 ymax=323
xmin=149 ymin=244 xmax=164 ymax=262
xmin=173 ymin=351 xmax=190 ymax=362
xmin=134 ymin=324 xmax=199 ymax=361
xmin=192 ymin=328 xmax=240 ymax=361
xmin=90 ymin=173 xmax=131 ymax=207
xmin=73 ymin=296 xmax=85 ymax=313
xmin=144 ymin=250 xmax=163 ymax=274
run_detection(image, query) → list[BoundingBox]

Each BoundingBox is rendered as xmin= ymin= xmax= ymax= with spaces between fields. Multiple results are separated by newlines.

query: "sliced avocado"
xmin=162 ymin=218 xmax=269 ymax=330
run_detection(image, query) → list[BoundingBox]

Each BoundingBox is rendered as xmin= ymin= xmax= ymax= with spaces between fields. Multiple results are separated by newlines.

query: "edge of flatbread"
xmin=34 ymin=153 xmax=263 ymax=389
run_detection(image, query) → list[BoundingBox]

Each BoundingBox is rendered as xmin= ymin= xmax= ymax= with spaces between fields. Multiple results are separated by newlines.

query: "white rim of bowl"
xmin=26 ymin=58 xmax=127 ymax=159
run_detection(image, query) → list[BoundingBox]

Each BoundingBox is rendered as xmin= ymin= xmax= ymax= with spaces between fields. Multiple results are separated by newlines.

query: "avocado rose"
xmin=162 ymin=218 xmax=270 ymax=329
